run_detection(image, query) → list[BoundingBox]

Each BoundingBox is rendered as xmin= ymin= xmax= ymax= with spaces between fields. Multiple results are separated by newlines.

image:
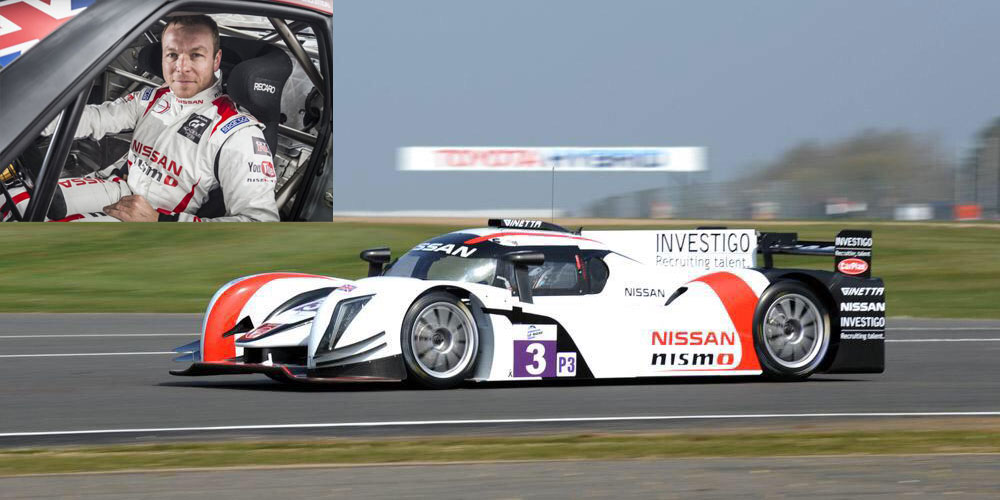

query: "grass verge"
xmin=3 ymin=430 xmax=1000 ymax=476
xmin=0 ymin=220 xmax=997 ymax=317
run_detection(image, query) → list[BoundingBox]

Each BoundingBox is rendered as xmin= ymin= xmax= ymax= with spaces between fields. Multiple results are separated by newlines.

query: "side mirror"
xmin=360 ymin=247 xmax=391 ymax=277
xmin=503 ymin=251 xmax=545 ymax=304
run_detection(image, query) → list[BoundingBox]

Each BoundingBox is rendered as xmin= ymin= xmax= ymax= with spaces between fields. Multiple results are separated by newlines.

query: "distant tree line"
xmin=734 ymin=130 xmax=955 ymax=209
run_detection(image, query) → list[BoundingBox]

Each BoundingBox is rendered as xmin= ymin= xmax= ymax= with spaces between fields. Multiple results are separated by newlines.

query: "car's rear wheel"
xmin=401 ymin=292 xmax=479 ymax=389
xmin=753 ymin=281 xmax=830 ymax=380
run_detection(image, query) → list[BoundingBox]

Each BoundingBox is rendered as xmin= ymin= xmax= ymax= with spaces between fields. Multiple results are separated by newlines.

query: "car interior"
xmin=0 ymin=10 xmax=331 ymax=221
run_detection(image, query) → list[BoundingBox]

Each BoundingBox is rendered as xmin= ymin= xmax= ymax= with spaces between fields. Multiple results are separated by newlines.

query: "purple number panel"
xmin=513 ymin=340 xmax=556 ymax=377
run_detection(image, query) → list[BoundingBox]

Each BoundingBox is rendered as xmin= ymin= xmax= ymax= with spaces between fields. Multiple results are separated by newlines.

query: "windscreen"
xmin=385 ymin=252 xmax=497 ymax=285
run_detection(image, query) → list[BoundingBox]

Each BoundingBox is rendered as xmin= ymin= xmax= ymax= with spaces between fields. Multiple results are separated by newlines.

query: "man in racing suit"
xmin=1 ymin=15 xmax=278 ymax=222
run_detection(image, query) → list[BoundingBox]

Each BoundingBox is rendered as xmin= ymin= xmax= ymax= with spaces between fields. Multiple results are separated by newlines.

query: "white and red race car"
xmin=172 ymin=219 xmax=885 ymax=387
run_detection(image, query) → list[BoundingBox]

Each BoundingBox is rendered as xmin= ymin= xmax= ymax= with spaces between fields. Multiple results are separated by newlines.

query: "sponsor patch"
xmin=836 ymin=236 xmax=873 ymax=248
xmin=840 ymin=316 xmax=886 ymax=329
xmin=241 ymin=323 xmax=280 ymax=340
xmin=840 ymin=287 xmax=884 ymax=296
xmin=837 ymin=258 xmax=869 ymax=275
xmin=152 ymin=99 xmax=170 ymax=114
xmin=834 ymin=229 xmax=873 ymax=278
xmin=840 ymin=302 xmax=885 ymax=313
xmin=625 ymin=287 xmax=666 ymax=298
xmin=253 ymin=81 xmax=277 ymax=94
xmin=261 ymin=160 xmax=276 ymax=178
xmin=411 ymin=242 xmax=477 ymax=257
xmin=252 ymin=136 xmax=271 ymax=156
xmin=292 ymin=300 xmax=324 ymax=313
xmin=141 ymin=88 xmax=154 ymax=101
xmin=58 ymin=177 xmax=107 ymax=189
xmin=248 ymin=161 xmax=277 ymax=180
xmin=502 ymin=219 xmax=543 ymax=229
xmin=177 ymin=114 xmax=211 ymax=143
xmin=646 ymin=330 xmax=742 ymax=372
xmin=219 ymin=115 xmax=250 ymax=134
xmin=841 ymin=332 xmax=885 ymax=340
xmin=584 ymin=229 xmax=756 ymax=270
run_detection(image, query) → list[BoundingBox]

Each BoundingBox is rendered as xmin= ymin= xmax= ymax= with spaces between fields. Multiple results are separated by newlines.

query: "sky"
xmin=332 ymin=0 xmax=1000 ymax=214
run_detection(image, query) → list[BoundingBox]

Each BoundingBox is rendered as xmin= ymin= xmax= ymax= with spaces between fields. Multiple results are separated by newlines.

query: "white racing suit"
xmin=1 ymin=80 xmax=279 ymax=222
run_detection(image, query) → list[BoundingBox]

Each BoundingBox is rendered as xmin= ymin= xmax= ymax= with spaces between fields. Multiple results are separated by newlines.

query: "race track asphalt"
xmin=1 ymin=314 xmax=999 ymax=447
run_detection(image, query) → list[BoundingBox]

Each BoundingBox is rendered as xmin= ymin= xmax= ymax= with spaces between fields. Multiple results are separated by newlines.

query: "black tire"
xmin=400 ymin=291 xmax=479 ymax=389
xmin=752 ymin=281 xmax=831 ymax=381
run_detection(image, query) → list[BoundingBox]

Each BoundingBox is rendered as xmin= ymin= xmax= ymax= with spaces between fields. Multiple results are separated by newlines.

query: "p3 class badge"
xmin=556 ymin=352 xmax=577 ymax=377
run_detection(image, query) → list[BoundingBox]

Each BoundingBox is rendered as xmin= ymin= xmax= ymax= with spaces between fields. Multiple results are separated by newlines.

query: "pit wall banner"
xmin=582 ymin=230 xmax=757 ymax=270
xmin=398 ymin=147 xmax=706 ymax=172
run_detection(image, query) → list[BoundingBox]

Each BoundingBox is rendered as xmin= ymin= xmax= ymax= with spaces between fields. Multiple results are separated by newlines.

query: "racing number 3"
xmin=525 ymin=342 xmax=546 ymax=375
xmin=514 ymin=340 xmax=556 ymax=377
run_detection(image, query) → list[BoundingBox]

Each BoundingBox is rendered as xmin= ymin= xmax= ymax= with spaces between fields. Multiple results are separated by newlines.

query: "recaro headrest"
xmin=223 ymin=37 xmax=292 ymax=151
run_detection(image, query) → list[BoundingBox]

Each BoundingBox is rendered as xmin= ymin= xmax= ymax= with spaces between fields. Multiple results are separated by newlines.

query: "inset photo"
xmin=0 ymin=0 xmax=332 ymax=222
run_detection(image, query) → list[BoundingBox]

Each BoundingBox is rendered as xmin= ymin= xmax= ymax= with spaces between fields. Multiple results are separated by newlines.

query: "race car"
xmin=171 ymin=219 xmax=885 ymax=387
xmin=0 ymin=0 xmax=332 ymax=221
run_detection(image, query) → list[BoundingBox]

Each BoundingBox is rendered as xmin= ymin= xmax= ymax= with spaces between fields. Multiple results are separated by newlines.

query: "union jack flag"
xmin=0 ymin=0 xmax=94 ymax=68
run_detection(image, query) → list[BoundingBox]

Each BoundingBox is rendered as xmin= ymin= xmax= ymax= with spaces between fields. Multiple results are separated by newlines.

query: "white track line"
xmin=0 ymin=352 xmax=175 ymax=358
xmin=0 ymin=334 xmax=197 ymax=338
xmin=2 ymin=412 xmax=1000 ymax=438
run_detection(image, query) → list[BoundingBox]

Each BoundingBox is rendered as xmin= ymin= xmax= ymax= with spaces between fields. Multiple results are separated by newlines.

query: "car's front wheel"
xmin=753 ymin=281 xmax=831 ymax=380
xmin=401 ymin=292 xmax=479 ymax=389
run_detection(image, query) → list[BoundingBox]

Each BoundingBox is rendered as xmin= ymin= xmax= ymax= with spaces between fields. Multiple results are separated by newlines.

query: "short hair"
xmin=164 ymin=14 xmax=220 ymax=54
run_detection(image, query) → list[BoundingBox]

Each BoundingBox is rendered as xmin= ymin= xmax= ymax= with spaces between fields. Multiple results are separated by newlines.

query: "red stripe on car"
xmin=464 ymin=232 xmax=598 ymax=245
xmin=692 ymin=272 xmax=761 ymax=371
xmin=201 ymin=273 xmax=334 ymax=362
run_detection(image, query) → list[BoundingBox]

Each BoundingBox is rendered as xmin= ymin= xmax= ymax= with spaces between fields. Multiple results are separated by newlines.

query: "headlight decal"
xmin=317 ymin=295 xmax=373 ymax=353
xmin=237 ymin=317 xmax=312 ymax=342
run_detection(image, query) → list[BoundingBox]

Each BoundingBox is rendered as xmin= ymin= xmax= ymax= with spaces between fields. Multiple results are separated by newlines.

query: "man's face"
xmin=161 ymin=23 xmax=220 ymax=99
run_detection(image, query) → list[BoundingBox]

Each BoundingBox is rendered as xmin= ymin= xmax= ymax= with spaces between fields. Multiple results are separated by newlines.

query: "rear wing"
xmin=758 ymin=229 xmax=873 ymax=277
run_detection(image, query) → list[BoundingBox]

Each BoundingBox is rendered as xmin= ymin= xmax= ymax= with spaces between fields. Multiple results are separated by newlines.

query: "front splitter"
xmin=170 ymin=362 xmax=400 ymax=383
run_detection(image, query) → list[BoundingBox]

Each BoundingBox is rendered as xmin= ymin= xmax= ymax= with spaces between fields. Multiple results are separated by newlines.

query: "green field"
xmin=3 ymin=429 xmax=1000 ymax=475
xmin=0 ymin=220 xmax=997 ymax=317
